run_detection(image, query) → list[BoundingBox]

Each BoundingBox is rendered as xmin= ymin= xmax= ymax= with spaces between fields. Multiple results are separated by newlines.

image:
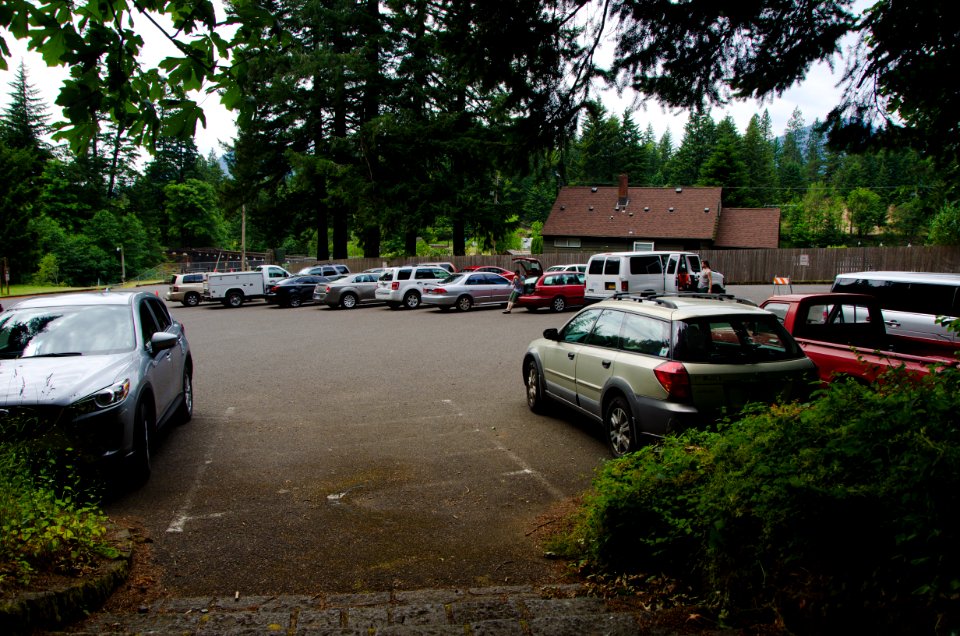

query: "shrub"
xmin=558 ymin=369 xmax=960 ymax=633
xmin=0 ymin=420 xmax=117 ymax=590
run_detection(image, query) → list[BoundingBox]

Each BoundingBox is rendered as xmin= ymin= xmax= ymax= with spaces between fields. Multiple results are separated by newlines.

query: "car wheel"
xmin=288 ymin=295 xmax=302 ymax=308
xmin=550 ymin=296 xmax=566 ymax=312
xmin=340 ymin=293 xmax=358 ymax=309
xmin=226 ymin=291 xmax=243 ymax=308
xmin=177 ymin=366 xmax=193 ymax=424
xmin=403 ymin=291 xmax=421 ymax=309
xmin=456 ymin=295 xmax=473 ymax=311
xmin=524 ymin=359 xmax=548 ymax=414
xmin=183 ymin=292 xmax=200 ymax=307
xmin=131 ymin=400 xmax=155 ymax=484
xmin=605 ymin=395 xmax=637 ymax=458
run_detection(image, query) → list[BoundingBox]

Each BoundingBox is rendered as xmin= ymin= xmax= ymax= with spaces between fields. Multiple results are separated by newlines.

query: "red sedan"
xmin=515 ymin=271 xmax=586 ymax=312
xmin=460 ymin=265 xmax=518 ymax=280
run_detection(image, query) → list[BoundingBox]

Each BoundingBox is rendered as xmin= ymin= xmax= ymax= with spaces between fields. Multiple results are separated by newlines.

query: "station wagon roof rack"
xmin=610 ymin=291 xmax=758 ymax=308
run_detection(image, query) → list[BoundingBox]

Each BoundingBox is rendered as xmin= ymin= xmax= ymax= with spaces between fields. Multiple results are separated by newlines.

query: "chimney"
xmin=617 ymin=173 xmax=628 ymax=207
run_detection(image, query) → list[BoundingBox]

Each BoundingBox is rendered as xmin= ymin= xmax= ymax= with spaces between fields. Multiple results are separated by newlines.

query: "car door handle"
xmin=567 ymin=352 xmax=575 ymax=360
xmin=602 ymin=360 xmax=611 ymax=368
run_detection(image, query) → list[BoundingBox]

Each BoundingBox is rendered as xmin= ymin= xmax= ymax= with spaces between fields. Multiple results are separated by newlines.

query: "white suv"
xmin=523 ymin=294 xmax=816 ymax=457
xmin=375 ymin=266 xmax=451 ymax=309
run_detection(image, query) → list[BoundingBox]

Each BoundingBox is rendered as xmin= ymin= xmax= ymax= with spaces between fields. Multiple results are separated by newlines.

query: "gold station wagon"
xmin=522 ymin=294 xmax=817 ymax=457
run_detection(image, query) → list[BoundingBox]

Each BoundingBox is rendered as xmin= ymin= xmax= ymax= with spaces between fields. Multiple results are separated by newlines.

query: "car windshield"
xmin=0 ymin=305 xmax=136 ymax=358
xmin=673 ymin=315 xmax=804 ymax=363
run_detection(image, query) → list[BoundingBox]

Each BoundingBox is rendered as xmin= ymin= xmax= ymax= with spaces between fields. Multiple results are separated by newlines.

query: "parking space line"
xmin=440 ymin=399 xmax=566 ymax=501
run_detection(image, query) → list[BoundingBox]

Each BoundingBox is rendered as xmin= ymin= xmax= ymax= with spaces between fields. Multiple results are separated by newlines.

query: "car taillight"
xmin=325 ymin=286 xmax=332 ymax=292
xmin=654 ymin=361 xmax=691 ymax=401
xmin=620 ymin=281 xmax=628 ymax=292
xmin=431 ymin=287 xmax=446 ymax=294
xmin=391 ymin=281 xmax=400 ymax=290
xmin=269 ymin=286 xmax=278 ymax=292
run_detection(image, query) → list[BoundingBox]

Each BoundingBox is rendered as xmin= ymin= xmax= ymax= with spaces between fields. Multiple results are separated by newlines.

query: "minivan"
xmin=584 ymin=251 xmax=723 ymax=303
xmin=831 ymin=271 xmax=960 ymax=342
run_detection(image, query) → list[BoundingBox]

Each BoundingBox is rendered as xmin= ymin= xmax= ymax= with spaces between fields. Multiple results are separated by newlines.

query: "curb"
xmin=0 ymin=528 xmax=133 ymax=635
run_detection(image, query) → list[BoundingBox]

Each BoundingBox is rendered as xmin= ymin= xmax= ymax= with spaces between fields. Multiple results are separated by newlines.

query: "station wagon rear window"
xmin=673 ymin=316 xmax=804 ymax=363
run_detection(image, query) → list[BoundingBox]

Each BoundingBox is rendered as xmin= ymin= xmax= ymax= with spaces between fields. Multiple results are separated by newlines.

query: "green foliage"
xmin=928 ymin=201 xmax=960 ymax=245
xmin=0 ymin=422 xmax=116 ymax=588
xmin=558 ymin=370 xmax=960 ymax=632
xmin=30 ymin=253 xmax=61 ymax=286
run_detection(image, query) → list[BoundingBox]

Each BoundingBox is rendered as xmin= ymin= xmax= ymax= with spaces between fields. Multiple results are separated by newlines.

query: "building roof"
xmin=713 ymin=208 xmax=781 ymax=248
xmin=542 ymin=186 xmax=723 ymax=240
xmin=542 ymin=182 xmax=780 ymax=248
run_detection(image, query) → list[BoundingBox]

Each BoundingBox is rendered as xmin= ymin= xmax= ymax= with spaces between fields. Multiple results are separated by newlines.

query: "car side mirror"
xmin=543 ymin=328 xmax=560 ymax=341
xmin=150 ymin=331 xmax=178 ymax=352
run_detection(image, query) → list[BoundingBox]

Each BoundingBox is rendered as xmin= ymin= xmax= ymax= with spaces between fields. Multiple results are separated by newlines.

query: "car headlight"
xmin=73 ymin=380 xmax=131 ymax=415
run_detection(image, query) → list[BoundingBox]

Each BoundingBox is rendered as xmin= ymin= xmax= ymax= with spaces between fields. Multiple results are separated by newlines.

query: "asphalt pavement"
xmin=6 ymin=283 xmax=825 ymax=634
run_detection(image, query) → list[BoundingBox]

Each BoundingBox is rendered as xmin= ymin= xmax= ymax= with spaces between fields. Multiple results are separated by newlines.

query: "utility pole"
xmin=116 ymin=246 xmax=125 ymax=283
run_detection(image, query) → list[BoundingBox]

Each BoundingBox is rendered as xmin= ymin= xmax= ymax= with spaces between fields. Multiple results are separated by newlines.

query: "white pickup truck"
xmin=203 ymin=265 xmax=292 ymax=307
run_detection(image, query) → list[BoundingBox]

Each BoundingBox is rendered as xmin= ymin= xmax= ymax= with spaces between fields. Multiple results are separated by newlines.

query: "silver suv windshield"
xmin=0 ymin=305 xmax=136 ymax=358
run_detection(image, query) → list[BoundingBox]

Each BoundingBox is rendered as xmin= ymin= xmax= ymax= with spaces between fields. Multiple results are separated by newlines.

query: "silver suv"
xmin=522 ymin=294 xmax=816 ymax=457
xmin=375 ymin=266 xmax=450 ymax=309
xmin=165 ymin=273 xmax=206 ymax=307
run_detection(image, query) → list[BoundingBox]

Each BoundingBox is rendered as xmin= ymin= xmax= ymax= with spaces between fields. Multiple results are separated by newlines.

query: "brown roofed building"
xmin=541 ymin=174 xmax=780 ymax=254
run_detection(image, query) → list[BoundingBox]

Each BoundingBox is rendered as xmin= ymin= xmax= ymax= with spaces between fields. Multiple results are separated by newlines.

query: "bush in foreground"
xmin=0 ymin=427 xmax=117 ymax=591
xmin=552 ymin=369 xmax=960 ymax=634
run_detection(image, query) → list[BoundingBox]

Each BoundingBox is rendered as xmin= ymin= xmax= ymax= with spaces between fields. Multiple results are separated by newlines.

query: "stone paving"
xmin=52 ymin=585 xmax=675 ymax=635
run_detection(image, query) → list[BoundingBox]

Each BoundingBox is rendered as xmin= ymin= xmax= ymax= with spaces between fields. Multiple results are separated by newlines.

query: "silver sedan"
xmin=422 ymin=272 xmax=513 ymax=311
xmin=313 ymin=272 xmax=382 ymax=309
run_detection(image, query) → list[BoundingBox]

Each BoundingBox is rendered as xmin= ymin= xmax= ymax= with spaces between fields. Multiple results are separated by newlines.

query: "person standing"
xmin=503 ymin=272 xmax=524 ymax=313
xmin=697 ymin=260 xmax=713 ymax=293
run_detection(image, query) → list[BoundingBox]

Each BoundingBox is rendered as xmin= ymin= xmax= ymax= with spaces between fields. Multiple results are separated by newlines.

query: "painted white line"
xmin=166 ymin=456 xmax=215 ymax=533
xmin=440 ymin=400 xmax=567 ymax=501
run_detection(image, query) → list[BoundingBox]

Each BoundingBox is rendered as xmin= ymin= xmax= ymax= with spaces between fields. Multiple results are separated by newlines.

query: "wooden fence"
xmin=279 ymin=246 xmax=959 ymax=285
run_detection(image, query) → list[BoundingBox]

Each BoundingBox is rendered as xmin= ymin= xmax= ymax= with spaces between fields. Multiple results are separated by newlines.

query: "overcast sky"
xmin=1 ymin=3 xmax=866 ymax=158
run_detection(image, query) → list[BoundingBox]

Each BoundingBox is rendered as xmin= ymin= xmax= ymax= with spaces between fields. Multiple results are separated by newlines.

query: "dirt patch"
xmin=93 ymin=516 xmax=168 ymax=613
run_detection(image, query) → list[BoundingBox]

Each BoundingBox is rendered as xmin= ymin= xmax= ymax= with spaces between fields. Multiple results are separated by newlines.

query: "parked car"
xmin=266 ymin=275 xmax=342 ymax=307
xmin=461 ymin=265 xmax=519 ymax=280
xmin=422 ymin=271 xmax=513 ymax=311
xmin=314 ymin=272 xmax=382 ymax=309
xmin=522 ymin=294 xmax=816 ymax=457
xmin=516 ymin=271 xmax=586 ymax=312
xmin=831 ymin=271 xmax=960 ymax=343
xmin=545 ymin=263 xmax=587 ymax=273
xmin=375 ymin=266 xmax=451 ymax=309
xmin=0 ymin=291 xmax=193 ymax=484
xmin=418 ymin=262 xmax=457 ymax=274
xmin=165 ymin=272 xmax=207 ymax=307
xmin=298 ymin=264 xmax=351 ymax=277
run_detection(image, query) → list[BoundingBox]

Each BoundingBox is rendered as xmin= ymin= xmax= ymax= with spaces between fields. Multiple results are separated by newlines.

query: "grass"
xmin=1 ymin=281 xmax=164 ymax=299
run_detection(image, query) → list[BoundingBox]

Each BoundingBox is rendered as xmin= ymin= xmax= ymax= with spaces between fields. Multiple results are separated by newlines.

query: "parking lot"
xmin=97 ymin=288 xmax=614 ymax=596
xmin=2 ymin=282 xmax=827 ymax=598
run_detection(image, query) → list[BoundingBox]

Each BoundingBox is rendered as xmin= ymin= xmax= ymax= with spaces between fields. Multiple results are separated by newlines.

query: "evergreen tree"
xmin=777 ymin=107 xmax=807 ymax=201
xmin=1 ymin=61 xmax=51 ymax=155
xmin=741 ymin=113 xmax=777 ymax=207
xmin=666 ymin=111 xmax=715 ymax=186
xmin=698 ymin=116 xmax=749 ymax=206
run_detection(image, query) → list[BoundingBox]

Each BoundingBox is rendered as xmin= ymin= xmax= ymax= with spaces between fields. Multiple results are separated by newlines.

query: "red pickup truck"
xmin=760 ymin=293 xmax=959 ymax=384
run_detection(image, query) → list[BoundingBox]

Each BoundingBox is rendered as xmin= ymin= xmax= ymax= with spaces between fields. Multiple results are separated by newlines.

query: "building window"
xmin=554 ymin=238 xmax=582 ymax=248
xmin=632 ymin=241 xmax=655 ymax=251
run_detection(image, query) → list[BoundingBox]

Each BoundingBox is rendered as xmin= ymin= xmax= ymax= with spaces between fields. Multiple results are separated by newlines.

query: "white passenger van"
xmin=583 ymin=251 xmax=723 ymax=303
xmin=831 ymin=271 xmax=960 ymax=342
